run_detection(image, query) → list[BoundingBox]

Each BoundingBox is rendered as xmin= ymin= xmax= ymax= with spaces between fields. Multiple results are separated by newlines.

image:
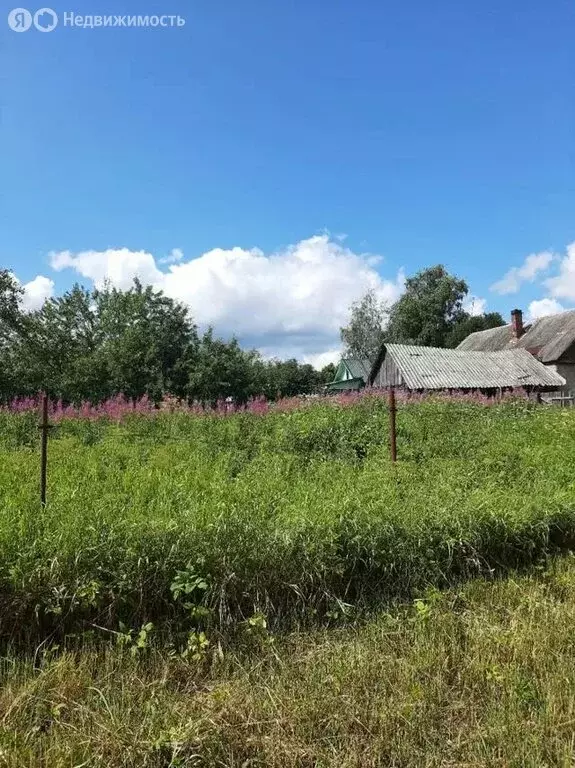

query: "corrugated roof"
xmin=522 ymin=310 xmax=575 ymax=362
xmin=457 ymin=309 xmax=575 ymax=362
xmin=343 ymin=358 xmax=372 ymax=381
xmin=372 ymin=344 xmax=565 ymax=390
xmin=457 ymin=324 xmax=520 ymax=352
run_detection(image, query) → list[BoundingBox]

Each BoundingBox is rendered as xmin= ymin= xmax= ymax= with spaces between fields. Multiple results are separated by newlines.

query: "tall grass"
xmin=1 ymin=395 xmax=574 ymax=644
xmin=2 ymin=557 xmax=575 ymax=766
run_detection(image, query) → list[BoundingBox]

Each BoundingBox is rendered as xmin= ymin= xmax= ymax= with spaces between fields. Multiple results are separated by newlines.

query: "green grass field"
xmin=3 ymin=558 xmax=575 ymax=766
xmin=2 ymin=396 xmax=575 ymax=764
xmin=1 ymin=396 xmax=575 ymax=639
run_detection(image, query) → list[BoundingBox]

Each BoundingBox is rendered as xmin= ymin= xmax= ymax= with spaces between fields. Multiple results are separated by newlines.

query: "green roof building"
xmin=325 ymin=358 xmax=372 ymax=392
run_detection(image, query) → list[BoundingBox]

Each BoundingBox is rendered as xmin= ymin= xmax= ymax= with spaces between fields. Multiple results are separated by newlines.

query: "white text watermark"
xmin=8 ymin=8 xmax=186 ymax=31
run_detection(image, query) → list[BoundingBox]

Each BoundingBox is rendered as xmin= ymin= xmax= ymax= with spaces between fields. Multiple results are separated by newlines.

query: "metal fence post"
xmin=389 ymin=387 xmax=397 ymax=463
xmin=39 ymin=393 xmax=50 ymax=506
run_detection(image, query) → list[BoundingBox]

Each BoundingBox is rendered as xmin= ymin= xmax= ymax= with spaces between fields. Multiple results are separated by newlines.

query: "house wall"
xmin=371 ymin=354 xmax=403 ymax=388
xmin=542 ymin=342 xmax=575 ymax=398
xmin=545 ymin=362 xmax=575 ymax=396
xmin=559 ymin=341 xmax=575 ymax=365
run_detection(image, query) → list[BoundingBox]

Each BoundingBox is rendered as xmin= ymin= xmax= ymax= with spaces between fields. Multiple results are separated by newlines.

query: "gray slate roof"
xmin=343 ymin=358 xmax=372 ymax=381
xmin=371 ymin=344 xmax=565 ymax=390
xmin=457 ymin=309 xmax=575 ymax=363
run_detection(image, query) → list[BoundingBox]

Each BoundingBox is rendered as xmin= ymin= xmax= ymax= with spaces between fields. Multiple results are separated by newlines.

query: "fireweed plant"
xmin=0 ymin=391 xmax=573 ymax=646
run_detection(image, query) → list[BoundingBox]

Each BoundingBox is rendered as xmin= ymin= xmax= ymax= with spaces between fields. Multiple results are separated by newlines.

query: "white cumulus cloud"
xmin=303 ymin=349 xmax=342 ymax=369
xmin=462 ymin=295 xmax=487 ymax=316
xmin=527 ymin=298 xmax=565 ymax=321
xmin=544 ymin=242 xmax=575 ymax=300
xmin=491 ymin=250 xmax=554 ymax=295
xmin=50 ymin=247 xmax=164 ymax=289
xmin=159 ymin=248 xmax=184 ymax=265
xmin=10 ymin=273 xmax=55 ymax=312
xmin=48 ymin=235 xmax=405 ymax=364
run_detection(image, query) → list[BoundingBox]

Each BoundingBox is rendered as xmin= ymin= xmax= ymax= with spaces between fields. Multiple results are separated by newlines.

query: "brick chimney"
xmin=511 ymin=308 xmax=524 ymax=339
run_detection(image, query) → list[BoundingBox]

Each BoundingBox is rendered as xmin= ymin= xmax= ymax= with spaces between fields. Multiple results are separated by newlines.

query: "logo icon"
xmin=8 ymin=7 xmax=32 ymax=31
xmin=34 ymin=7 xmax=57 ymax=31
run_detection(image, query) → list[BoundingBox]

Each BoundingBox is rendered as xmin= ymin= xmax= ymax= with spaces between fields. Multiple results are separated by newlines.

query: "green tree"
xmin=320 ymin=362 xmax=336 ymax=386
xmin=15 ymin=285 xmax=106 ymax=401
xmin=445 ymin=311 xmax=505 ymax=349
xmin=254 ymin=358 xmax=326 ymax=399
xmin=188 ymin=329 xmax=258 ymax=406
xmin=0 ymin=270 xmax=23 ymax=335
xmin=0 ymin=271 xmax=24 ymax=401
xmin=343 ymin=266 xmax=505 ymax=357
xmin=0 ymin=273 xmax=363 ymax=405
xmin=340 ymin=290 xmax=389 ymax=361
xmin=94 ymin=280 xmax=198 ymax=403
xmin=2 ymin=279 xmax=199 ymax=404
xmin=385 ymin=265 xmax=468 ymax=347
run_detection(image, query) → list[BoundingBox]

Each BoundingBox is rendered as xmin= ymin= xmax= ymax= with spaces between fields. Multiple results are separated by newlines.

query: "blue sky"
xmin=3 ymin=0 xmax=574 ymax=364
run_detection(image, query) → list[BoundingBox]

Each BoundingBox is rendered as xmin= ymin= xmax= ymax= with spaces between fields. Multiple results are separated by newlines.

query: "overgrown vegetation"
xmin=2 ymin=395 xmax=575 ymax=764
xmin=1 ymin=395 xmax=575 ymax=646
xmin=0 ymin=272 xmax=334 ymax=405
xmin=3 ymin=556 xmax=575 ymax=766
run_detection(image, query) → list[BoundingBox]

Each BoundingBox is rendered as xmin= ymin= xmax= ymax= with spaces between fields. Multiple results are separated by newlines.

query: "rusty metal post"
xmin=39 ymin=394 xmax=50 ymax=506
xmin=389 ymin=387 xmax=397 ymax=463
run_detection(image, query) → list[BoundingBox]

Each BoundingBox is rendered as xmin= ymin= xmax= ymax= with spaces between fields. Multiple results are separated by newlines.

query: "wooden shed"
xmin=368 ymin=343 xmax=566 ymax=394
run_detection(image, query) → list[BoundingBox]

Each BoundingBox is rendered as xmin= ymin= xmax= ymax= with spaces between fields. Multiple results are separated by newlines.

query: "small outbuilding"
xmin=326 ymin=357 xmax=372 ymax=393
xmin=368 ymin=343 xmax=565 ymax=394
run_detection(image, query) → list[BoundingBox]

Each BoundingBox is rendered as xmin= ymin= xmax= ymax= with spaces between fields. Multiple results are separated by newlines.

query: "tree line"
xmin=0 ymin=271 xmax=334 ymax=405
xmin=340 ymin=265 xmax=504 ymax=361
xmin=1 ymin=264 xmax=503 ymax=405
